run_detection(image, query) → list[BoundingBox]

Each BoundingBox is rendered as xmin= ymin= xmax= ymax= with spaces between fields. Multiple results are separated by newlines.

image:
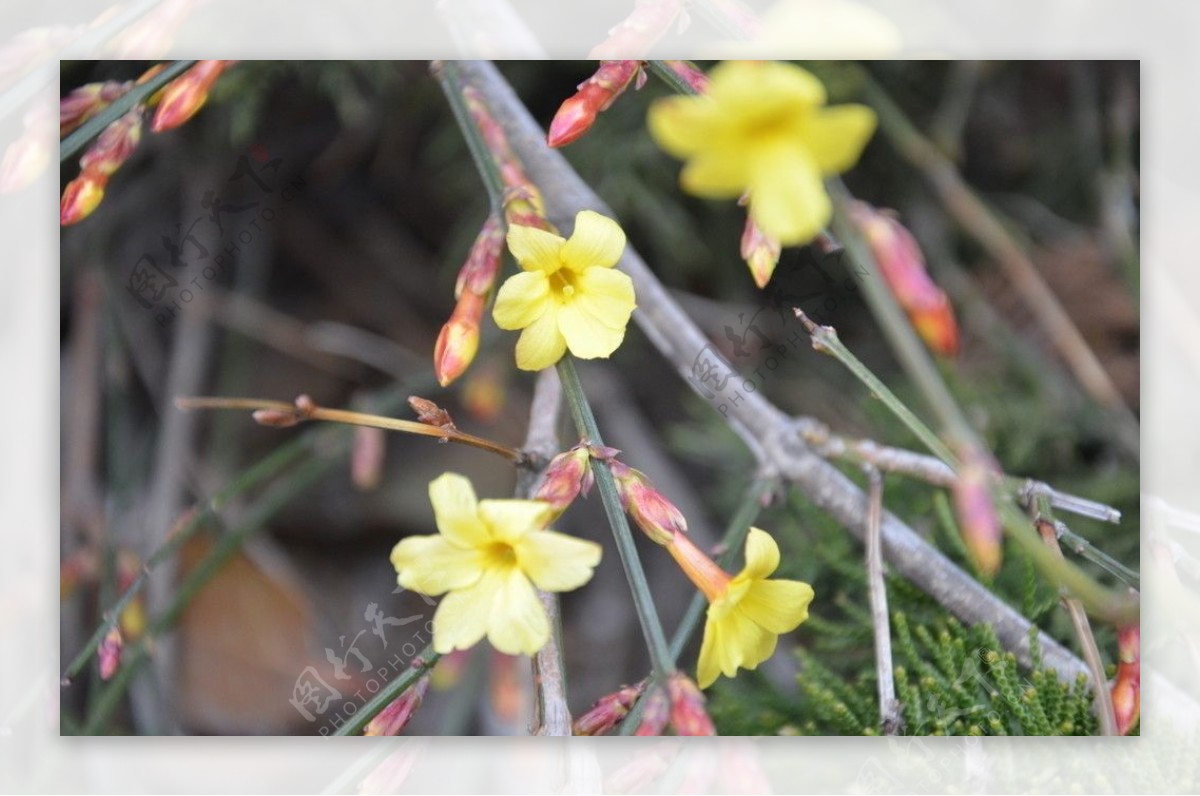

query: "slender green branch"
xmin=557 ymin=356 xmax=675 ymax=676
xmin=433 ymin=60 xmax=506 ymax=213
xmin=646 ymin=60 xmax=700 ymax=96
xmin=60 ymin=60 xmax=197 ymax=162
xmin=331 ymin=648 xmax=441 ymax=737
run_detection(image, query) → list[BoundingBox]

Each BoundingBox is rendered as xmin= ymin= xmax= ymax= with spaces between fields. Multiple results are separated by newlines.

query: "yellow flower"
xmin=390 ymin=473 xmax=602 ymax=656
xmin=492 ymin=210 xmax=636 ymax=371
xmin=669 ymin=527 xmax=814 ymax=688
xmin=648 ymin=60 xmax=876 ymax=247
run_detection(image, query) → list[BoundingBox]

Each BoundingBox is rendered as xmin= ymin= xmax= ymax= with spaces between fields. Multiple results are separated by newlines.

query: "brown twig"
xmin=175 ymin=394 xmax=523 ymax=462
xmin=457 ymin=59 xmax=1093 ymax=682
xmin=518 ymin=369 xmax=572 ymax=736
xmin=865 ymin=468 xmax=901 ymax=734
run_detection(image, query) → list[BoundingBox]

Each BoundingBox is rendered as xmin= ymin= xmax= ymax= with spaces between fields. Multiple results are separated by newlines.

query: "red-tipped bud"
xmin=953 ymin=445 xmax=1002 ymax=576
xmin=850 ymin=202 xmax=960 ymax=356
xmin=60 ymin=172 xmax=107 ymax=226
xmin=740 ymin=213 xmax=781 ymax=288
xmin=633 ymin=683 xmax=671 ymax=736
xmin=363 ymin=674 xmax=430 ymax=736
xmin=573 ymin=681 xmax=646 ymax=736
xmin=548 ymin=60 xmax=643 ymax=148
xmin=668 ymin=673 xmax=716 ymax=735
xmin=408 ymin=396 xmax=456 ymax=430
xmin=78 ymin=107 xmax=143 ymax=177
xmin=609 ymin=460 xmax=688 ymax=546
xmin=98 ymin=626 xmax=123 ymax=681
xmin=1111 ymin=624 xmax=1140 ymax=735
xmin=533 ymin=444 xmax=592 ymax=515
xmin=351 ymin=426 xmax=387 ymax=492
xmin=60 ymin=80 xmax=132 ymax=136
xmin=433 ymin=292 xmax=485 ymax=387
xmin=455 ymin=214 xmax=505 ymax=298
xmin=150 ymin=60 xmax=235 ymax=133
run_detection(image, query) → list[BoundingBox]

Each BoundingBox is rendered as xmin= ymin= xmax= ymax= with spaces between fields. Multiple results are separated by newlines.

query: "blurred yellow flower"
xmin=648 ymin=60 xmax=876 ymax=247
xmin=391 ymin=473 xmax=602 ymax=656
xmin=492 ymin=210 xmax=636 ymax=371
xmin=670 ymin=527 xmax=814 ymax=688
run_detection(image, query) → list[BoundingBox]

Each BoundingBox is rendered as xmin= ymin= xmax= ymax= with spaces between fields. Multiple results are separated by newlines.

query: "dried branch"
xmin=865 ymin=468 xmax=901 ymax=734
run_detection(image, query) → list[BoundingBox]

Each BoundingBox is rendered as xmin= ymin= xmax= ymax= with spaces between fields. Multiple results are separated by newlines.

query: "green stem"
xmin=556 ymin=356 xmax=675 ymax=677
xmin=60 ymin=60 xmax=197 ymax=162
xmin=332 ymin=648 xmax=441 ymax=737
xmin=434 ymin=60 xmax=506 ymax=214
xmin=647 ymin=61 xmax=701 ymax=96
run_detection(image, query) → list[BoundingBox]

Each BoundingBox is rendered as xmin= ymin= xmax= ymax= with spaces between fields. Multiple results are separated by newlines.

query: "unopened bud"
xmin=150 ymin=60 xmax=235 ymax=133
xmin=79 ymin=107 xmax=143 ymax=177
xmin=433 ymin=291 xmax=484 ymax=387
xmin=850 ymin=201 xmax=960 ymax=356
xmin=98 ymin=626 xmax=123 ymax=681
xmin=454 ymin=214 xmax=505 ymax=298
xmin=573 ymin=681 xmax=646 ymax=736
xmin=952 ymin=445 xmax=1002 ymax=576
xmin=363 ymin=674 xmax=430 ymax=736
xmin=1111 ymin=623 xmax=1140 ymax=735
xmin=548 ymin=60 xmax=643 ymax=148
xmin=740 ymin=213 xmax=781 ymax=288
xmin=533 ymin=444 xmax=592 ymax=515
xmin=60 ymin=172 xmax=107 ymax=226
xmin=60 ymin=80 xmax=132 ymax=136
xmin=633 ymin=683 xmax=671 ymax=736
xmin=408 ymin=396 xmax=456 ymax=429
xmin=252 ymin=408 xmax=303 ymax=428
xmin=609 ymin=460 xmax=687 ymax=546
xmin=667 ymin=673 xmax=716 ymax=735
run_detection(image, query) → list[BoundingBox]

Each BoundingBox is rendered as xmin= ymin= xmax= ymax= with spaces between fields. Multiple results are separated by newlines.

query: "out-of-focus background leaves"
xmin=59 ymin=60 xmax=1139 ymax=735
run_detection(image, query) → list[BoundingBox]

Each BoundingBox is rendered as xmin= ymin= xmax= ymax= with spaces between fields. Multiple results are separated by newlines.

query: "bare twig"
xmin=1036 ymin=516 xmax=1118 ymax=735
xmin=457 ymin=59 xmax=1094 ymax=681
xmin=865 ymin=468 xmax=901 ymax=734
xmin=517 ymin=369 xmax=573 ymax=737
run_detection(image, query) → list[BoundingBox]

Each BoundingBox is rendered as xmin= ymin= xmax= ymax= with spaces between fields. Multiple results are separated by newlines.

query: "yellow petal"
xmin=574 ymin=267 xmax=636 ymax=330
xmin=697 ymin=614 xmax=723 ymax=688
xmin=486 ymin=568 xmax=550 ymax=655
xmin=429 ymin=473 xmax=489 ymax=547
xmin=432 ymin=570 xmax=504 ymax=653
xmin=748 ymin=146 xmax=830 ymax=245
xmin=680 ymin=148 xmax=755 ymax=198
xmin=506 ymin=224 xmax=564 ymax=273
xmin=390 ymin=534 xmax=484 ymax=595
xmin=725 ymin=612 xmax=779 ymax=670
xmin=558 ymin=300 xmax=626 ymax=360
xmin=741 ymin=527 xmax=782 ymax=580
xmin=801 ymin=104 xmax=877 ymax=174
xmin=514 ymin=529 xmax=602 ymax=591
xmin=737 ymin=578 xmax=814 ymax=634
xmin=493 ymin=271 xmax=550 ymax=330
xmin=514 ymin=307 xmax=567 ymax=371
xmin=478 ymin=499 xmax=554 ymax=543
xmin=708 ymin=60 xmax=826 ymax=113
xmin=560 ymin=210 xmax=626 ymax=271
xmin=647 ymin=94 xmax=721 ymax=157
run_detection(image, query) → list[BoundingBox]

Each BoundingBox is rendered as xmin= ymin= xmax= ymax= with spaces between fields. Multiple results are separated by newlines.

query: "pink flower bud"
xmin=78 ymin=108 xmax=143 ymax=177
xmin=363 ymin=674 xmax=430 ymax=736
xmin=609 ymin=461 xmax=687 ymax=546
xmin=548 ymin=60 xmax=642 ymax=148
xmin=573 ymin=681 xmax=646 ymax=736
xmin=433 ymin=292 xmax=484 ymax=387
xmin=98 ymin=627 xmax=123 ymax=681
xmin=533 ymin=444 xmax=592 ymax=514
xmin=633 ymin=683 xmax=671 ymax=736
xmin=60 ymin=172 xmax=107 ymax=226
xmin=1111 ymin=624 xmax=1140 ymax=735
xmin=150 ymin=60 xmax=235 ymax=133
xmin=850 ymin=201 xmax=960 ymax=356
xmin=740 ymin=213 xmax=781 ymax=288
xmin=668 ymin=673 xmax=716 ymax=735
xmin=454 ymin=214 xmax=505 ymax=298
xmin=952 ymin=445 xmax=1002 ymax=576
xmin=60 ymin=80 xmax=132 ymax=137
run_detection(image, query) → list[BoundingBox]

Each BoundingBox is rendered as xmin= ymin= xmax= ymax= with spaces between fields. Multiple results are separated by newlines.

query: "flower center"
xmin=550 ymin=269 xmax=578 ymax=301
xmin=484 ymin=541 xmax=518 ymax=569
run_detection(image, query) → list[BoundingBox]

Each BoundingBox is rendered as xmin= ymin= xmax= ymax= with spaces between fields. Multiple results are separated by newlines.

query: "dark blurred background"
xmin=59 ymin=60 xmax=1139 ymax=734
